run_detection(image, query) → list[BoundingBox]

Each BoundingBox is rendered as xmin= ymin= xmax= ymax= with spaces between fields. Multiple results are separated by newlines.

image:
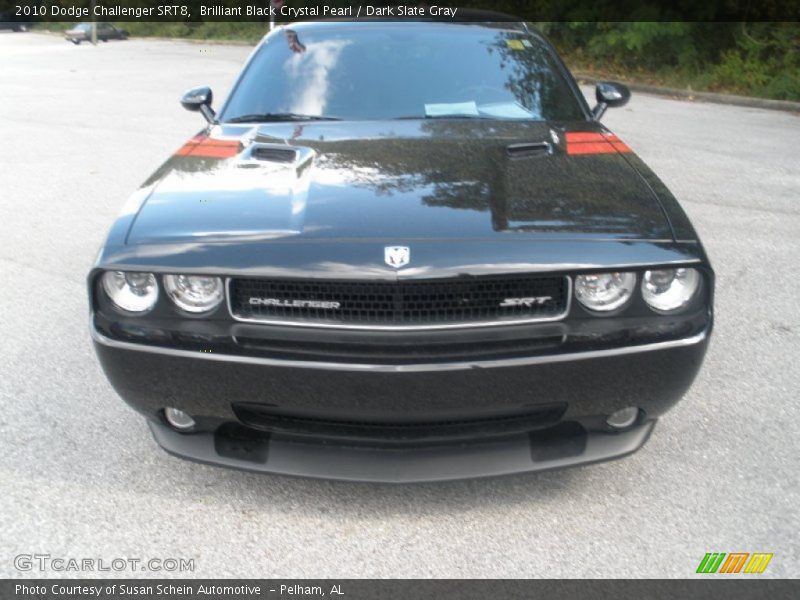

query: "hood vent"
xmin=506 ymin=142 xmax=552 ymax=159
xmin=251 ymin=145 xmax=299 ymax=163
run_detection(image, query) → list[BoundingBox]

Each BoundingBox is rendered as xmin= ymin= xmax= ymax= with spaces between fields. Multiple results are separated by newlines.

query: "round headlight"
xmin=163 ymin=274 xmax=224 ymax=313
xmin=575 ymin=272 xmax=636 ymax=312
xmin=641 ymin=268 xmax=700 ymax=312
xmin=101 ymin=271 xmax=158 ymax=313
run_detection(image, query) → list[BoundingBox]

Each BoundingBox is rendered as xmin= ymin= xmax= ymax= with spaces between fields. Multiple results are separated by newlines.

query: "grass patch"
xmin=546 ymin=23 xmax=800 ymax=102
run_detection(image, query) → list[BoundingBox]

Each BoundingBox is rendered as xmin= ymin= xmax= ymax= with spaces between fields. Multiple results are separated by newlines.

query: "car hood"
xmin=126 ymin=120 xmax=672 ymax=245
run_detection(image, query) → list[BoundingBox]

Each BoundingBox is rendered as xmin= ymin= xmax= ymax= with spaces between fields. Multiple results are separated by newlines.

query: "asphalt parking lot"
xmin=1 ymin=31 xmax=798 ymax=578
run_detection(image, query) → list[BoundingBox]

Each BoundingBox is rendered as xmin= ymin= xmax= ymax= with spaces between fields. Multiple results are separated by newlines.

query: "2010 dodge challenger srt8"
xmin=89 ymin=20 xmax=713 ymax=482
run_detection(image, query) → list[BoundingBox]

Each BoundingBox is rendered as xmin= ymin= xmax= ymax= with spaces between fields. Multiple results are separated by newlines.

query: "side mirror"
xmin=592 ymin=82 xmax=631 ymax=121
xmin=181 ymin=86 xmax=216 ymax=124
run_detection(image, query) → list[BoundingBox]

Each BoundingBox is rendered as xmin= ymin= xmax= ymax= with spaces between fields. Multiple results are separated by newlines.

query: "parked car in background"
xmin=65 ymin=22 xmax=129 ymax=44
xmin=0 ymin=20 xmax=30 ymax=32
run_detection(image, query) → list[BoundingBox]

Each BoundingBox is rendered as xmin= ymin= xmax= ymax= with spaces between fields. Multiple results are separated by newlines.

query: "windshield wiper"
xmin=225 ymin=113 xmax=342 ymax=123
xmin=393 ymin=114 xmax=497 ymax=120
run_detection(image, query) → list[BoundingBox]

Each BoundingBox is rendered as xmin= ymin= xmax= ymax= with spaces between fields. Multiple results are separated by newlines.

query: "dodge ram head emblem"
xmin=384 ymin=246 xmax=410 ymax=268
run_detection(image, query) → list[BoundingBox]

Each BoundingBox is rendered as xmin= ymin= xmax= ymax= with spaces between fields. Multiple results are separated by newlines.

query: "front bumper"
xmin=92 ymin=322 xmax=708 ymax=481
xmin=92 ymin=323 xmax=708 ymax=420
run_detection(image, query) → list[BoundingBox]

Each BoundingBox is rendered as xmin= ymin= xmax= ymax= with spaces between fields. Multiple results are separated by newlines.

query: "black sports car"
xmin=89 ymin=20 xmax=713 ymax=482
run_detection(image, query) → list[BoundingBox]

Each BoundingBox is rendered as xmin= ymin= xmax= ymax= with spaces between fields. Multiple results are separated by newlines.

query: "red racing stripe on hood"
xmin=175 ymin=135 xmax=240 ymax=158
xmin=565 ymin=131 xmax=632 ymax=155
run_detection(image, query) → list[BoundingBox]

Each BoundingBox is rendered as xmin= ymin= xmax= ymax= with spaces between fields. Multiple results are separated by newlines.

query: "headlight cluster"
xmin=641 ymin=268 xmax=700 ymax=312
xmin=574 ymin=272 xmax=636 ymax=312
xmin=163 ymin=274 xmax=224 ymax=313
xmin=101 ymin=271 xmax=224 ymax=314
xmin=101 ymin=271 xmax=158 ymax=313
xmin=575 ymin=268 xmax=700 ymax=314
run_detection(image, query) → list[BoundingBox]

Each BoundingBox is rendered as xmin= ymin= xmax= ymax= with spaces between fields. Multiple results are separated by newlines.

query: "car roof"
xmin=268 ymin=19 xmax=548 ymax=55
xmin=285 ymin=15 xmax=529 ymax=34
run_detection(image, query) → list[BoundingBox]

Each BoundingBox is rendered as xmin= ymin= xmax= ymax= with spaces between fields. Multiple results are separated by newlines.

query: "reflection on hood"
xmin=128 ymin=120 xmax=671 ymax=245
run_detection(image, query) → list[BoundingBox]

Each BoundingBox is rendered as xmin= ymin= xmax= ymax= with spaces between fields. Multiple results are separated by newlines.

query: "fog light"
xmin=164 ymin=407 xmax=195 ymax=431
xmin=606 ymin=407 xmax=639 ymax=430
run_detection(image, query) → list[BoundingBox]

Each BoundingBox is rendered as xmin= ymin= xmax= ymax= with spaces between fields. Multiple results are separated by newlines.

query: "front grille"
xmin=234 ymin=334 xmax=565 ymax=364
xmin=233 ymin=403 xmax=567 ymax=444
xmin=229 ymin=274 xmax=569 ymax=328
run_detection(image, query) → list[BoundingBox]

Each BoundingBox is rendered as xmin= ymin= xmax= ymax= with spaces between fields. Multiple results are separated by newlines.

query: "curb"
xmin=136 ymin=36 xmax=257 ymax=47
xmin=575 ymin=73 xmax=800 ymax=114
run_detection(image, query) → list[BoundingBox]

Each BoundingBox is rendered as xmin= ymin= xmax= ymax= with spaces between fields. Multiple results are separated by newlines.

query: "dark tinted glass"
xmin=221 ymin=23 xmax=586 ymax=122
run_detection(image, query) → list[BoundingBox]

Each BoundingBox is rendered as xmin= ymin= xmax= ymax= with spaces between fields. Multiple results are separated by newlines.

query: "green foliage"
xmin=704 ymin=23 xmax=800 ymax=100
xmin=542 ymin=22 xmax=800 ymax=101
xmin=112 ymin=22 xmax=267 ymax=42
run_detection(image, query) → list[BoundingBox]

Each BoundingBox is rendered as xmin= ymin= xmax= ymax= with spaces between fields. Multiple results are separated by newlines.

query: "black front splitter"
xmin=148 ymin=419 xmax=656 ymax=483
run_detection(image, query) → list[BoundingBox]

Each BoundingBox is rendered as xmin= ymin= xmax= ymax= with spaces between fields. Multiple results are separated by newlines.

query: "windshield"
xmin=220 ymin=23 xmax=586 ymax=122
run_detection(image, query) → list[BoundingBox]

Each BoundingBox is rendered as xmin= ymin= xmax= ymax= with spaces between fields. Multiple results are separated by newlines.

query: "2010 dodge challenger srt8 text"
xmin=89 ymin=20 xmax=713 ymax=482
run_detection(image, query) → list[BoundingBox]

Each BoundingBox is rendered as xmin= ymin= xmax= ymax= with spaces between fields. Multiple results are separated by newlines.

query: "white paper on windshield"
xmin=478 ymin=102 xmax=534 ymax=119
xmin=424 ymin=101 xmax=479 ymax=117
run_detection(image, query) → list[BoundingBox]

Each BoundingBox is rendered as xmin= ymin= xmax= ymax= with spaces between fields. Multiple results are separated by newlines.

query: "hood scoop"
xmin=506 ymin=142 xmax=553 ymax=158
xmin=250 ymin=145 xmax=298 ymax=163
xmin=506 ymin=141 xmax=553 ymax=159
xmin=239 ymin=143 xmax=316 ymax=173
